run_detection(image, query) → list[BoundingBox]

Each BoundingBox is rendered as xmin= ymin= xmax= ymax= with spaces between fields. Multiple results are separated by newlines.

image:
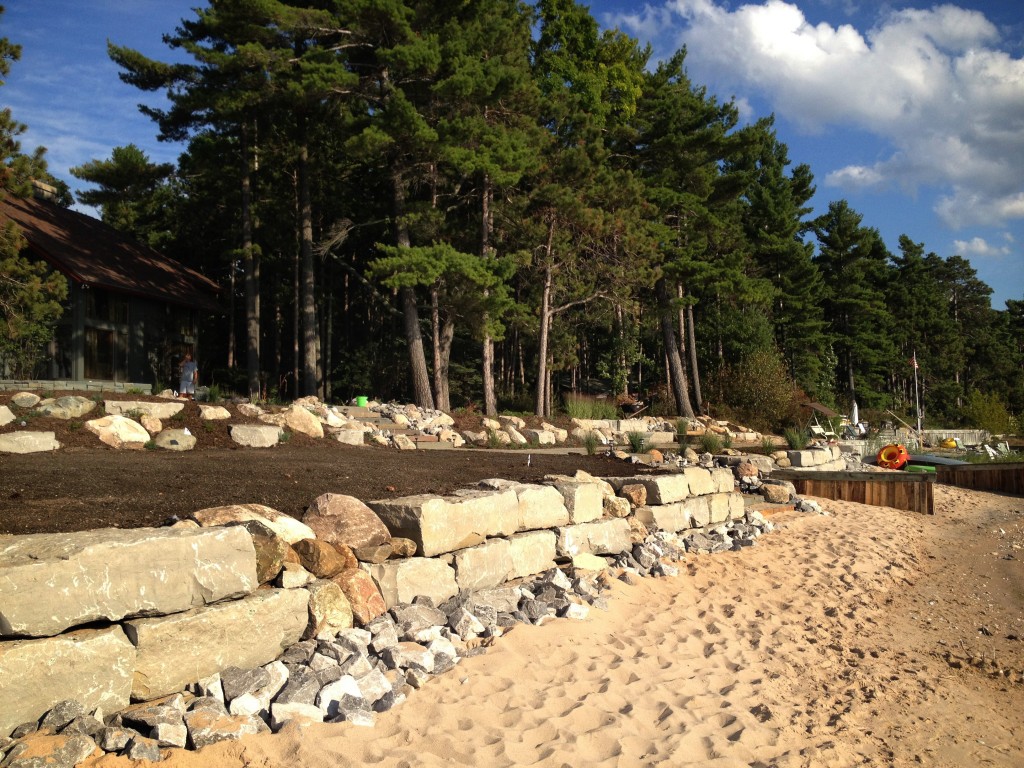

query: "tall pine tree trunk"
xmin=241 ymin=122 xmax=260 ymax=398
xmin=297 ymin=138 xmax=318 ymax=397
xmin=481 ymin=174 xmax=497 ymax=416
xmin=392 ymin=172 xmax=434 ymax=409
xmin=431 ymin=285 xmax=453 ymax=413
xmin=687 ymin=303 xmax=703 ymax=412
xmin=535 ymin=221 xmax=555 ymax=417
xmin=656 ymin=277 xmax=695 ymax=418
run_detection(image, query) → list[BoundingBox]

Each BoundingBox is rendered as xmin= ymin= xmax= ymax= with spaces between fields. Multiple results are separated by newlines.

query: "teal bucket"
xmin=356 ymin=396 xmax=368 ymax=407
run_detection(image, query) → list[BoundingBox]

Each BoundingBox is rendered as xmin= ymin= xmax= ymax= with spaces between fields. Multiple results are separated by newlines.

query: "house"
xmin=0 ymin=185 xmax=220 ymax=389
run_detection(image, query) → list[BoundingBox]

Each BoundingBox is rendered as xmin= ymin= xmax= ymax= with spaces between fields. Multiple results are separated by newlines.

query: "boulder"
xmin=0 ymin=730 xmax=99 ymax=768
xmin=0 ymin=526 xmax=256 ymax=638
xmin=477 ymin=480 xmax=569 ymax=530
xmin=183 ymin=708 xmax=269 ymax=749
xmin=229 ymin=520 xmax=289 ymax=584
xmin=199 ymin=405 xmax=232 ymax=420
xmin=618 ymin=483 xmax=647 ymax=507
xmin=292 ymin=539 xmax=349 ymax=578
xmin=0 ymin=431 xmax=60 ymax=454
xmin=10 ymin=392 xmax=40 ymax=408
xmin=761 ymin=484 xmax=791 ymax=503
xmin=154 ymin=428 xmax=197 ymax=451
xmin=229 ymin=424 xmax=282 ymax=448
xmin=0 ymin=627 xmax=135 ymax=737
xmin=368 ymin=489 xmax=518 ymax=557
xmin=682 ymin=467 xmax=715 ymax=496
xmin=332 ymin=569 xmax=387 ymax=625
xmin=0 ymin=405 xmax=15 ymax=427
xmin=555 ymin=519 xmax=631 ymax=557
xmin=603 ymin=496 xmax=631 ymax=518
xmin=333 ymin=430 xmax=365 ymax=446
xmin=280 ymin=404 xmax=324 ymax=438
xmin=522 ymin=429 xmax=556 ymax=446
xmin=634 ymin=500 xmax=693 ymax=533
xmin=84 ymin=415 xmax=150 ymax=449
xmin=104 ymin=400 xmax=184 ymax=419
xmin=304 ymin=579 xmax=354 ymax=639
xmin=237 ymin=403 xmax=265 ymax=418
xmin=365 ymin=558 xmax=458 ymax=609
xmin=125 ymin=588 xmax=309 ymax=701
xmin=711 ymin=467 xmax=735 ymax=493
xmin=637 ymin=474 xmax=690 ymax=504
xmin=453 ymin=539 xmax=514 ymax=592
xmin=37 ymin=395 xmax=96 ymax=419
xmin=507 ymin=531 xmax=557 ymax=580
xmin=546 ymin=479 xmax=603 ymax=524
xmin=303 ymin=494 xmax=391 ymax=550
xmin=191 ymin=503 xmax=315 ymax=545
xmin=140 ymin=414 xmax=162 ymax=435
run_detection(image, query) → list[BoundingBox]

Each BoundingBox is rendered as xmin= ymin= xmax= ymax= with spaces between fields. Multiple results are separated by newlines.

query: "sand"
xmin=86 ymin=484 xmax=1024 ymax=767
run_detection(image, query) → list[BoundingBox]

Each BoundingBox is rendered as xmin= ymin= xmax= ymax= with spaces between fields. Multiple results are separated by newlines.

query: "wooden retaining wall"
xmin=935 ymin=463 xmax=1024 ymax=496
xmin=773 ymin=470 xmax=935 ymax=515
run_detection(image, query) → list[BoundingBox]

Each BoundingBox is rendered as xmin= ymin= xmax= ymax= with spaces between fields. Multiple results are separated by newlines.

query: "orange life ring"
xmin=876 ymin=443 xmax=909 ymax=469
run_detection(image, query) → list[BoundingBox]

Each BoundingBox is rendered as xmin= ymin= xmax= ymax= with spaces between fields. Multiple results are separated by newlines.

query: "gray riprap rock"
xmin=453 ymin=539 xmax=513 ymax=593
xmin=38 ymin=396 xmax=96 ymax=420
xmin=191 ymin=503 xmax=315 ymax=544
xmin=270 ymin=702 xmax=323 ymax=731
xmin=220 ymin=666 xmax=271 ymax=703
xmin=229 ymin=423 xmax=282 ymax=448
xmin=183 ymin=709 xmax=268 ymax=749
xmin=1 ymin=730 xmax=98 ymax=767
xmin=153 ymin=428 xmax=196 ymax=451
xmin=365 ymin=615 xmax=399 ymax=654
xmin=380 ymin=642 xmax=434 ymax=673
xmin=10 ymin=392 xmax=40 ymax=408
xmin=389 ymin=603 xmax=446 ymax=639
xmin=315 ymin=676 xmax=362 ymax=717
xmin=477 ymin=480 xmax=569 ymax=531
xmin=0 ymin=627 xmax=134 ymax=737
xmin=0 ymin=405 xmax=15 ymax=427
xmin=274 ymin=666 xmax=320 ymax=707
xmin=84 ymin=415 xmax=150 ymax=449
xmin=556 ymin=518 xmax=631 ymax=557
xmin=124 ymin=735 xmax=162 ymax=761
xmin=104 ymin=400 xmax=184 ymax=419
xmin=0 ymin=431 xmax=60 ymax=454
xmin=125 ymin=588 xmax=309 ymax=701
xmin=99 ymin=726 xmax=134 ymax=752
xmin=366 ymin=557 xmax=457 ymax=609
xmin=0 ymin=526 xmax=256 ymax=638
xmin=37 ymin=700 xmax=85 ymax=732
xmin=367 ymin=489 xmax=518 ymax=557
xmin=507 ymin=531 xmax=557 ymax=580
xmin=302 ymin=493 xmax=391 ymax=550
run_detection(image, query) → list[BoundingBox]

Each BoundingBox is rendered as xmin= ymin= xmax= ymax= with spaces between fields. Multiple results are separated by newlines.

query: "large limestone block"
xmin=84 ymin=414 xmax=150 ymax=449
xmin=104 ymin=400 xmax=184 ymax=419
xmin=479 ymin=480 xmax=569 ymax=530
xmin=646 ymin=431 xmax=676 ymax=445
xmin=38 ymin=395 xmax=96 ymax=419
xmin=191 ymin=503 xmax=315 ymax=545
xmin=710 ymin=467 xmax=735 ymax=493
xmin=125 ymin=588 xmax=309 ymax=701
xmin=547 ymin=480 xmax=603 ymax=523
xmin=707 ymin=493 xmax=735 ymax=524
xmin=682 ymin=467 xmax=715 ymax=496
xmin=634 ymin=501 xmax=691 ymax=533
xmin=0 ymin=431 xmax=60 ymax=454
xmin=303 ymin=494 xmax=391 ymax=550
xmin=365 ymin=558 xmax=457 ymax=609
xmin=638 ymin=474 xmax=689 ymax=505
xmin=368 ymin=489 xmax=518 ymax=557
xmin=556 ymin=519 xmax=631 ymax=557
xmin=230 ymin=423 xmax=282 ymax=448
xmin=198 ymin=404 xmax=231 ymax=420
xmin=0 ymin=626 xmax=135 ymax=736
xmin=0 ymin=404 xmax=14 ymax=426
xmin=0 ymin=526 xmax=257 ymax=638
xmin=687 ymin=495 xmax=711 ymax=527
xmin=453 ymin=539 xmax=513 ymax=592
xmin=508 ymin=531 xmax=557 ymax=579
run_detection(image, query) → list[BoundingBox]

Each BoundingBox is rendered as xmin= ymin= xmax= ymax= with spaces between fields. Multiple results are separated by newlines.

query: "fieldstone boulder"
xmin=761 ymin=484 xmax=791 ymax=503
xmin=10 ymin=392 xmax=40 ymax=408
xmin=230 ymin=423 xmax=282 ymax=448
xmin=0 ymin=405 xmax=15 ymax=427
xmin=305 ymin=579 xmax=354 ymax=639
xmin=303 ymin=494 xmax=391 ymax=550
xmin=199 ymin=404 xmax=231 ymax=420
xmin=0 ymin=526 xmax=256 ymax=638
xmin=37 ymin=395 xmax=96 ymax=419
xmin=0 ymin=627 xmax=135 ymax=737
xmin=603 ymin=496 xmax=631 ymax=518
xmin=125 ymin=588 xmax=309 ymax=701
xmin=618 ymin=483 xmax=647 ymax=507
xmin=332 ymin=568 xmax=387 ymax=625
xmin=0 ymin=431 xmax=60 ymax=454
xmin=368 ymin=489 xmax=518 ymax=557
xmin=293 ymin=539 xmax=349 ymax=578
xmin=104 ymin=400 xmax=184 ymax=419
xmin=84 ymin=415 xmax=150 ymax=449
xmin=140 ymin=414 xmax=162 ymax=435
xmin=191 ymin=503 xmax=315 ymax=545
xmin=366 ymin=557 xmax=458 ymax=609
xmin=280 ymin=404 xmax=324 ymax=438
xmin=334 ymin=430 xmax=365 ymax=446
xmin=229 ymin=520 xmax=290 ymax=584
xmin=154 ymin=428 xmax=196 ymax=451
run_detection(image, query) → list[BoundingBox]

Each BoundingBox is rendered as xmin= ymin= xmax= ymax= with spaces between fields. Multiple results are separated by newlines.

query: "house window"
xmin=85 ymin=291 xmax=129 ymax=324
xmin=84 ymin=327 xmax=126 ymax=380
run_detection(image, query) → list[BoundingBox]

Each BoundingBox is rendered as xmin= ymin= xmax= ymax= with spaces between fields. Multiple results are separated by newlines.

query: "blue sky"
xmin=4 ymin=0 xmax=1023 ymax=307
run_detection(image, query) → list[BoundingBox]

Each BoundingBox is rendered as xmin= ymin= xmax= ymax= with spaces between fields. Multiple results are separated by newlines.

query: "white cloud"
xmin=952 ymin=236 xmax=1012 ymax=258
xmin=609 ymin=1 xmax=1024 ymax=229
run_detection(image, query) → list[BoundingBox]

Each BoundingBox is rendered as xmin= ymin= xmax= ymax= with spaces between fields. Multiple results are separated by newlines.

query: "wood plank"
xmin=772 ymin=469 xmax=934 ymax=515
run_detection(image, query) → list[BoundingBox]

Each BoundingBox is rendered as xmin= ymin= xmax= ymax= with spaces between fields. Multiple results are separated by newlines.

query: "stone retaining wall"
xmin=0 ymin=466 xmax=748 ymax=742
xmin=0 ymin=380 xmax=152 ymax=394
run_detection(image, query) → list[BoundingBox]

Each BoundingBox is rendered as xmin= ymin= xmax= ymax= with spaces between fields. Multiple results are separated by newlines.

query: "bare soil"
xmin=0 ymin=391 xmax=650 ymax=536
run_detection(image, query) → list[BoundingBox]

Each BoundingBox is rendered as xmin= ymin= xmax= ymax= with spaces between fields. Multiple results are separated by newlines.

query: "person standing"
xmin=179 ymin=351 xmax=198 ymax=400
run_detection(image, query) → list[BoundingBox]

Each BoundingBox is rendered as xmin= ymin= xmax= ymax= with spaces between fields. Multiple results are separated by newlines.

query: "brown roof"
xmin=0 ymin=193 xmax=221 ymax=313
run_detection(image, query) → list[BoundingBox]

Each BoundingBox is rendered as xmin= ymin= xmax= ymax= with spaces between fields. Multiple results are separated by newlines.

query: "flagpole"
xmin=913 ymin=349 xmax=922 ymax=438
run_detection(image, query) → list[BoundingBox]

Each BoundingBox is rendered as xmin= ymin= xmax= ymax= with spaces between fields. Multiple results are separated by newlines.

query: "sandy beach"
xmin=85 ymin=484 xmax=1024 ymax=768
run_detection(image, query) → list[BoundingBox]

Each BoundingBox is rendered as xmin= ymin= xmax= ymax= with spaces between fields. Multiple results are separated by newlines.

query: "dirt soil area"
xmin=0 ymin=391 xmax=650 ymax=536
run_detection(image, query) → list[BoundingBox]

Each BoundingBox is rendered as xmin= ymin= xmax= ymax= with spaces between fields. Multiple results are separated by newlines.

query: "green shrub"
xmin=625 ymin=431 xmax=649 ymax=453
xmin=784 ymin=427 xmax=809 ymax=450
xmin=278 ymin=429 xmax=292 ymax=444
xmin=206 ymin=383 xmax=223 ymax=404
xmin=760 ymin=436 xmax=776 ymax=454
xmin=562 ymin=393 xmax=618 ymax=420
xmin=582 ymin=431 xmax=600 ymax=456
xmin=486 ymin=429 xmax=503 ymax=449
xmin=698 ymin=432 xmax=723 ymax=454
xmin=144 ymin=439 xmax=156 ymax=450
xmin=719 ymin=348 xmax=803 ymax=433
xmin=963 ymin=390 xmax=1014 ymax=435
